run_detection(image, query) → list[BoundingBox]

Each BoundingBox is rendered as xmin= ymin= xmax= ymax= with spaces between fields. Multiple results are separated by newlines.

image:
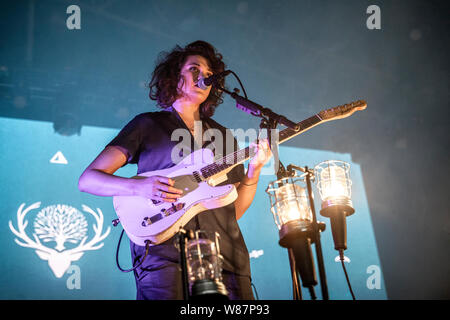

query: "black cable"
xmin=251 ymin=282 xmax=259 ymax=300
xmin=115 ymin=228 xmax=150 ymax=273
xmin=339 ymin=249 xmax=356 ymax=300
xmin=229 ymin=70 xmax=248 ymax=98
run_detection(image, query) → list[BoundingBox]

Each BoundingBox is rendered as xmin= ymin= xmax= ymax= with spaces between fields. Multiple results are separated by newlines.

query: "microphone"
xmin=197 ymin=70 xmax=231 ymax=90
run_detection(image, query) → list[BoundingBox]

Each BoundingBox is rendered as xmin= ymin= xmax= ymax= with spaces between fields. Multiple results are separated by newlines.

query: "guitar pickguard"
xmin=151 ymin=174 xmax=199 ymax=206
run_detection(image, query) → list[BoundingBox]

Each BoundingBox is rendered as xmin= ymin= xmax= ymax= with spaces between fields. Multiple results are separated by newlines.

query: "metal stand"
xmin=176 ymin=229 xmax=191 ymax=300
xmin=215 ymin=81 xmax=329 ymax=299
xmin=289 ymin=165 xmax=329 ymax=300
xmin=288 ymin=248 xmax=303 ymax=300
xmin=261 ymin=117 xmax=306 ymax=300
xmin=215 ymin=85 xmax=300 ymax=132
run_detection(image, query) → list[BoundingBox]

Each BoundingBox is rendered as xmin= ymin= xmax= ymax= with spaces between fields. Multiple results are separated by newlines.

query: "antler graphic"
xmin=8 ymin=202 xmax=55 ymax=254
xmin=9 ymin=203 xmax=111 ymax=278
xmin=65 ymin=205 xmax=111 ymax=255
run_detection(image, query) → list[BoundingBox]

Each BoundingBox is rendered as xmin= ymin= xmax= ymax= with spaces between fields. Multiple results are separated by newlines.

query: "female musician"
xmin=78 ymin=40 xmax=272 ymax=299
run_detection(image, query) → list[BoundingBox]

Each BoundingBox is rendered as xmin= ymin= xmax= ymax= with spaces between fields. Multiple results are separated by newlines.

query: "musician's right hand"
xmin=132 ymin=176 xmax=183 ymax=202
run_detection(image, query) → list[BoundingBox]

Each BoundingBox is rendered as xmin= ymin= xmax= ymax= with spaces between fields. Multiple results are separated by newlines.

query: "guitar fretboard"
xmin=200 ymin=147 xmax=255 ymax=179
xmin=279 ymin=114 xmax=322 ymax=144
xmin=198 ymin=113 xmax=323 ymax=179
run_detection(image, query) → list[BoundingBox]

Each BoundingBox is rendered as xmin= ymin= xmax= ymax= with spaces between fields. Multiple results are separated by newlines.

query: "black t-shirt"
xmin=106 ymin=107 xmax=251 ymax=277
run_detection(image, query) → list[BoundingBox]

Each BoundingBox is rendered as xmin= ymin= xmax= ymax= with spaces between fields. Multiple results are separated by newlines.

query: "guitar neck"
xmin=199 ymin=113 xmax=324 ymax=179
xmin=278 ymin=114 xmax=322 ymax=144
xmin=200 ymin=146 xmax=254 ymax=179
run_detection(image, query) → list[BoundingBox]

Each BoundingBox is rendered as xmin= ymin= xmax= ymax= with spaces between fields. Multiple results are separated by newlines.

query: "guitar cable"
xmin=251 ymin=282 xmax=260 ymax=300
xmin=339 ymin=249 xmax=356 ymax=300
xmin=115 ymin=228 xmax=151 ymax=273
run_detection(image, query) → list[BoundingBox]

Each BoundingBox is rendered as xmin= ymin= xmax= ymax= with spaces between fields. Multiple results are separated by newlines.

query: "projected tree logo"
xmin=34 ymin=205 xmax=88 ymax=252
xmin=9 ymin=203 xmax=110 ymax=278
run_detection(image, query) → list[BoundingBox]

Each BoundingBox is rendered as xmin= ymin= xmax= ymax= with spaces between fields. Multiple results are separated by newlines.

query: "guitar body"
xmin=113 ymin=148 xmax=237 ymax=246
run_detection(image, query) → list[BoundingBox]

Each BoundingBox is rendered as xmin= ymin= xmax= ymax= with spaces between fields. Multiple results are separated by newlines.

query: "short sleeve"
xmin=105 ymin=114 xmax=145 ymax=164
xmin=227 ymin=163 xmax=245 ymax=184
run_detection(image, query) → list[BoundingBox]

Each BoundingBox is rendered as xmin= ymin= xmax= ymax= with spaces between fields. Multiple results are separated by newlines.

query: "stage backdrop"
xmin=0 ymin=116 xmax=386 ymax=300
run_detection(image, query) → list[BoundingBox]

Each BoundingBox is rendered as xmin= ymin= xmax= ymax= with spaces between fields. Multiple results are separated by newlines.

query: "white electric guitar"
xmin=113 ymin=100 xmax=367 ymax=246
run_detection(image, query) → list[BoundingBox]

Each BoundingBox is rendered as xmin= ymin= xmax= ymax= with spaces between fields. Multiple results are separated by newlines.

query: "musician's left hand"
xmin=249 ymin=138 xmax=272 ymax=172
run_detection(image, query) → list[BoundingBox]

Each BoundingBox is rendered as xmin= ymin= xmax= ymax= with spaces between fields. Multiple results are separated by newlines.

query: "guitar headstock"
xmin=318 ymin=100 xmax=367 ymax=121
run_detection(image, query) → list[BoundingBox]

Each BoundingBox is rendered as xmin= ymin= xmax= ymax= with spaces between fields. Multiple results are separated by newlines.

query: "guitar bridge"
xmin=141 ymin=202 xmax=186 ymax=227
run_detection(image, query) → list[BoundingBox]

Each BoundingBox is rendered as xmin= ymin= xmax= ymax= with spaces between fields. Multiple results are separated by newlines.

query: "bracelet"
xmin=241 ymin=180 xmax=259 ymax=186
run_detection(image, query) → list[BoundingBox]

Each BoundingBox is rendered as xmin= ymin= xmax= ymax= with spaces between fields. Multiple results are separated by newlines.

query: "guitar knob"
xmin=148 ymin=198 xmax=162 ymax=206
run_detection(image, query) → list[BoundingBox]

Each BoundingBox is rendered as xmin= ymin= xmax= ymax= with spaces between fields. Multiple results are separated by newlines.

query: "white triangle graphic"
xmin=50 ymin=151 xmax=68 ymax=164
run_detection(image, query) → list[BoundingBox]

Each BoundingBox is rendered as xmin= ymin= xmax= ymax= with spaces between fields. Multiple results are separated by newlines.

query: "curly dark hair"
xmin=149 ymin=40 xmax=226 ymax=118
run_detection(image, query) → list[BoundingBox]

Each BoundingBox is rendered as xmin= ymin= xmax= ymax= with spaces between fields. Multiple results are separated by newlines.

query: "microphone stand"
xmin=217 ymin=86 xmax=300 ymax=132
xmin=216 ymin=85 xmax=299 ymax=175
xmin=258 ymin=110 xmax=307 ymax=300
xmin=218 ymin=83 xmax=330 ymax=300
xmin=218 ymin=85 xmax=314 ymax=299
